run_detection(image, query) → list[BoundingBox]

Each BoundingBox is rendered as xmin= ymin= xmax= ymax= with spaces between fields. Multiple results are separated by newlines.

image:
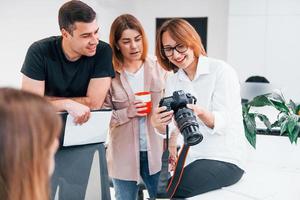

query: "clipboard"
xmin=59 ymin=109 xmax=112 ymax=147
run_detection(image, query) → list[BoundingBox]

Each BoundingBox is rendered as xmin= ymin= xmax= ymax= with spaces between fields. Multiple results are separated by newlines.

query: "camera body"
xmin=159 ymin=90 xmax=203 ymax=146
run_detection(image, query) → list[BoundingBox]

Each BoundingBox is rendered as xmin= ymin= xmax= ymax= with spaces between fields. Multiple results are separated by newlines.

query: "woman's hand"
xmin=186 ymin=104 xmax=205 ymax=116
xmin=151 ymin=106 xmax=174 ymax=133
xmin=127 ymin=100 xmax=148 ymax=118
xmin=187 ymin=104 xmax=215 ymax=128
xmin=168 ymin=145 xmax=178 ymax=172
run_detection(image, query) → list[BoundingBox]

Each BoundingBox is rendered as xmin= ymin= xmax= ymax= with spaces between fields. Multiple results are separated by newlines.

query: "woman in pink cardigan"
xmin=104 ymin=14 xmax=174 ymax=200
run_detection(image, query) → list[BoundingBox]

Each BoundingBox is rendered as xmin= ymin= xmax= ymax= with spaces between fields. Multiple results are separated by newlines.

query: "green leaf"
xmin=280 ymin=120 xmax=288 ymax=135
xmin=256 ymin=113 xmax=272 ymax=130
xmin=288 ymin=100 xmax=297 ymax=113
xmin=263 ymin=92 xmax=290 ymax=113
xmin=266 ymin=92 xmax=285 ymax=102
xmin=269 ymin=100 xmax=289 ymax=113
xmin=242 ymin=104 xmax=250 ymax=119
xmin=271 ymin=120 xmax=280 ymax=128
xmin=278 ymin=114 xmax=288 ymax=123
xmin=290 ymin=124 xmax=300 ymax=144
xmin=287 ymin=115 xmax=298 ymax=134
xmin=243 ymin=120 xmax=256 ymax=148
xmin=243 ymin=113 xmax=257 ymax=148
xmin=244 ymin=113 xmax=256 ymax=133
xmin=248 ymin=95 xmax=272 ymax=107
xmin=242 ymin=91 xmax=299 ymax=146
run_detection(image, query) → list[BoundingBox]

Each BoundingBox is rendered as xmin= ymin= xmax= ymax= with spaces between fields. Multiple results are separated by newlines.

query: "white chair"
xmin=240 ymin=82 xmax=274 ymax=102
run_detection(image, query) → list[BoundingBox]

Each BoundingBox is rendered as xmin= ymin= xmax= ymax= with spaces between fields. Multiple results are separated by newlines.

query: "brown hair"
xmin=0 ymin=88 xmax=62 ymax=200
xmin=155 ymin=18 xmax=206 ymax=72
xmin=109 ymin=14 xmax=148 ymax=71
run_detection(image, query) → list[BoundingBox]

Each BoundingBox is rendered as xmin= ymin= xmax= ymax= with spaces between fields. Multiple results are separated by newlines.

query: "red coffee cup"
xmin=134 ymin=91 xmax=152 ymax=114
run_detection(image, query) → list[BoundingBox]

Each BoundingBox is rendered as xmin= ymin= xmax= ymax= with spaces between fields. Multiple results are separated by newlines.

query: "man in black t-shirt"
xmin=21 ymin=1 xmax=114 ymax=199
xmin=21 ymin=0 xmax=114 ymax=125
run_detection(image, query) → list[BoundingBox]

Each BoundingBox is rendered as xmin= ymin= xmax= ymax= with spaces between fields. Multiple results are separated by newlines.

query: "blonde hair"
xmin=156 ymin=18 xmax=206 ymax=72
xmin=0 ymin=88 xmax=62 ymax=200
xmin=109 ymin=14 xmax=148 ymax=71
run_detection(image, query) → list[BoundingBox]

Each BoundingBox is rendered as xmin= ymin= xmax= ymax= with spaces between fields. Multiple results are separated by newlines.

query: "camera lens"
xmin=174 ymin=108 xmax=203 ymax=146
xmin=159 ymin=90 xmax=203 ymax=146
xmin=182 ymin=124 xmax=203 ymax=146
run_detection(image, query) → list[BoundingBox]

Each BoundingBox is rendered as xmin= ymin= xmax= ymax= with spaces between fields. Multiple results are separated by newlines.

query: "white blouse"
xmin=165 ymin=56 xmax=249 ymax=170
xmin=124 ymin=64 xmax=148 ymax=151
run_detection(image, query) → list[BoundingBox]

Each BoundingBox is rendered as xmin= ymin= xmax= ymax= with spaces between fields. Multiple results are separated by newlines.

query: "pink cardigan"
xmin=104 ymin=57 xmax=167 ymax=181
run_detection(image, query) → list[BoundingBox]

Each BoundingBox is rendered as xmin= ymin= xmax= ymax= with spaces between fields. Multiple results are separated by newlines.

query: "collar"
xmin=124 ymin=63 xmax=144 ymax=78
xmin=115 ymin=57 xmax=154 ymax=98
xmin=178 ymin=55 xmax=210 ymax=81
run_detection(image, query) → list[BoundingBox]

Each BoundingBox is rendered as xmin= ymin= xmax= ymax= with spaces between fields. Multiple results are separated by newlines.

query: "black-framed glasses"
xmin=162 ymin=44 xmax=188 ymax=57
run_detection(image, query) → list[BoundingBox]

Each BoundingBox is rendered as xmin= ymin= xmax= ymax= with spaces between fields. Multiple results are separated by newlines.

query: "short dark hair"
xmin=58 ymin=0 xmax=96 ymax=34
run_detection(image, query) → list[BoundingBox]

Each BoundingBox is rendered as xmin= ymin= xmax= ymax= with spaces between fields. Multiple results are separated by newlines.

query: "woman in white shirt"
xmin=152 ymin=18 xmax=248 ymax=198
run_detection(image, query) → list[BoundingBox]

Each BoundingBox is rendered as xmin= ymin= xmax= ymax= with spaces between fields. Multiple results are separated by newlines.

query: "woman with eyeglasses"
xmin=151 ymin=18 xmax=248 ymax=198
xmin=104 ymin=14 xmax=176 ymax=200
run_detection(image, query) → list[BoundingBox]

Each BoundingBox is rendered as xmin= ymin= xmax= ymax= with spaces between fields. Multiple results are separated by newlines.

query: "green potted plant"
xmin=242 ymin=91 xmax=300 ymax=148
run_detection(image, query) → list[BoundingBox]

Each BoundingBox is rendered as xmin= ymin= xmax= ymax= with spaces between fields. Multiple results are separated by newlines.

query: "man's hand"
xmin=65 ymin=100 xmax=91 ymax=125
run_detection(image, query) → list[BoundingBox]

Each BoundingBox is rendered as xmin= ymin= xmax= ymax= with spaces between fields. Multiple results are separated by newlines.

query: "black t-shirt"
xmin=21 ymin=36 xmax=115 ymax=97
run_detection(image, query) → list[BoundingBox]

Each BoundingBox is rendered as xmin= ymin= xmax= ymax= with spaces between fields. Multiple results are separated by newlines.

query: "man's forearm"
xmin=46 ymin=77 xmax=111 ymax=110
xmin=46 ymin=96 xmax=92 ymax=110
xmin=46 ymin=96 xmax=106 ymax=110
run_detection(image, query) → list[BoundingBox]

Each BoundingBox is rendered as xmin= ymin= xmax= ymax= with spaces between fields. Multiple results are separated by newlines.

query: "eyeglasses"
xmin=162 ymin=44 xmax=188 ymax=57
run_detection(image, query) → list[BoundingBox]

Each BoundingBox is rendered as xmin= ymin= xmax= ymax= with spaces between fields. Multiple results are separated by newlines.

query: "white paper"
xmin=63 ymin=110 xmax=112 ymax=146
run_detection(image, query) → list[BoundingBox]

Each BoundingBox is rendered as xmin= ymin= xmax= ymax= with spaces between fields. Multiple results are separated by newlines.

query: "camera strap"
xmin=155 ymin=125 xmax=190 ymax=199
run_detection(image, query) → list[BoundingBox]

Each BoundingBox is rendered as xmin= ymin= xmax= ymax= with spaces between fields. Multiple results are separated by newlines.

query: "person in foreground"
xmin=104 ymin=14 xmax=174 ymax=200
xmin=0 ymin=88 xmax=61 ymax=200
xmin=151 ymin=18 xmax=248 ymax=198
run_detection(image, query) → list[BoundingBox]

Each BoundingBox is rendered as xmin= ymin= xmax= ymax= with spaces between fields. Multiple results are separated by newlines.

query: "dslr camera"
xmin=159 ymin=90 xmax=203 ymax=146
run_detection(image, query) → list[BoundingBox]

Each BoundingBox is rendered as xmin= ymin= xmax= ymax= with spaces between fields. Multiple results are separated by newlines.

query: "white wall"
xmin=130 ymin=0 xmax=229 ymax=59
xmin=0 ymin=1 xmax=63 ymax=88
xmin=227 ymin=0 xmax=300 ymax=101
xmin=0 ymin=0 xmax=228 ymax=88
xmin=0 ymin=0 xmax=119 ymax=88
xmin=2 ymin=0 xmax=300 ymax=102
